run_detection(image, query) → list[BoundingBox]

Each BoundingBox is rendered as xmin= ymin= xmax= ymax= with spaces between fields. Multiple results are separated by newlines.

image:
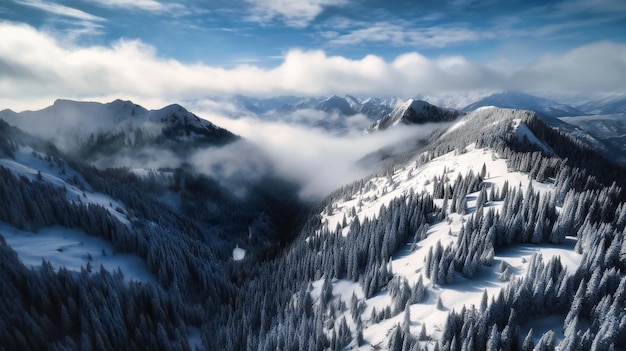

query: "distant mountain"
xmin=413 ymin=91 xmax=492 ymax=110
xmin=192 ymin=94 xmax=402 ymax=134
xmin=227 ymin=95 xmax=304 ymax=115
xmin=315 ymin=95 xmax=357 ymax=116
xmin=265 ymin=95 xmax=397 ymax=120
xmin=464 ymin=91 xmax=586 ymax=117
xmin=0 ymin=99 xmax=236 ymax=163
xmin=560 ymin=114 xmax=626 ymax=164
xmin=575 ymin=94 xmax=626 ymax=114
xmin=368 ymin=99 xmax=461 ymax=131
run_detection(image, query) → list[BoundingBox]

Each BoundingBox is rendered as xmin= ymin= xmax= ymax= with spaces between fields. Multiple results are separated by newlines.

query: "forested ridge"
xmin=1 ymin=106 xmax=626 ymax=350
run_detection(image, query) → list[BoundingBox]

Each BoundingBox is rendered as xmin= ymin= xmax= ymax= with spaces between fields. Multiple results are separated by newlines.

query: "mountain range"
xmin=1 ymin=93 xmax=626 ymax=350
xmin=191 ymin=91 xmax=624 ymax=135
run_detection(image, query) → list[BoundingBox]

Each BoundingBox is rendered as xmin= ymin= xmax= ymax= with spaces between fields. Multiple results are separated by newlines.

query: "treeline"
xmin=0 ymin=236 xmax=199 ymax=350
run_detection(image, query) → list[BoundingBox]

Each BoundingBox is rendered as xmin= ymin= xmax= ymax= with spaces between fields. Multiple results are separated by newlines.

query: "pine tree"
xmin=419 ymin=323 xmax=428 ymax=341
xmin=521 ymin=329 xmax=534 ymax=351
xmin=534 ymin=330 xmax=556 ymax=351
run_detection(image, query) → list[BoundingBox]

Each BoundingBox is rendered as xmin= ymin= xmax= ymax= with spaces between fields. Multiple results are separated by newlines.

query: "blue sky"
xmin=1 ymin=0 xmax=625 ymax=110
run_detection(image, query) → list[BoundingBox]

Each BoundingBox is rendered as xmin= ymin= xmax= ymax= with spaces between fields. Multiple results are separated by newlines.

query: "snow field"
xmin=0 ymin=222 xmax=154 ymax=283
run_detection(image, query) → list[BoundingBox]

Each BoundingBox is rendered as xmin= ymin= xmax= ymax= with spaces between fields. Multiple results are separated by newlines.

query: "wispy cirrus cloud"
xmin=319 ymin=14 xmax=595 ymax=50
xmin=13 ymin=0 xmax=104 ymax=21
xmin=244 ymin=0 xmax=349 ymax=27
xmin=322 ymin=21 xmax=486 ymax=48
xmin=89 ymin=0 xmax=187 ymax=14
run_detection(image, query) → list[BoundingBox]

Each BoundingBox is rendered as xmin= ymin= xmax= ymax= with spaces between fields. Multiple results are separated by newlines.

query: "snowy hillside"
xmin=315 ymin=144 xmax=582 ymax=348
xmin=0 ymin=146 xmax=155 ymax=282
xmin=309 ymin=108 xmax=578 ymax=348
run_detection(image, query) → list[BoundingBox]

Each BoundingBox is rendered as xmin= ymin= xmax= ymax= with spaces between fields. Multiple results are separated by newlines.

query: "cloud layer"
xmin=199 ymin=110 xmax=444 ymax=199
xmin=1 ymin=22 xmax=625 ymax=111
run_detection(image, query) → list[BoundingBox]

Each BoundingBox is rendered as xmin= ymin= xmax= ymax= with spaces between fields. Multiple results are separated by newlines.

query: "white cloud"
xmin=90 ymin=0 xmax=186 ymax=13
xmin=0 ymin=22 xmax=625 ymax=112
xmin=198 ymin=111 xmax=442 ymax=199
xmin=245 ymin=0 xmax=348 ymax=27
xmin=13 ymin=0 xmax=104 ymax=21
xmin=510 ymin=41 xmax=626 ymax=92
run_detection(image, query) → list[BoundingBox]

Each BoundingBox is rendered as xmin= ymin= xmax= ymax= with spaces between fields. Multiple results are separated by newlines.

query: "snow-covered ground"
xmin=321 ymin=145 xmax=549 ymax=235
xmin=233 ymin=245 xmax=246 ymax=261
xmin=0 ymin=222 xmax=154 ymax=283
xmin=310 ymin=123 xmax=581 ymax=348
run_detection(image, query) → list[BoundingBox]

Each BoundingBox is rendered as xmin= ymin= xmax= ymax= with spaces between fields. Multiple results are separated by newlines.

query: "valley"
xmin=1 ymin=93 xmax=625 ymax=350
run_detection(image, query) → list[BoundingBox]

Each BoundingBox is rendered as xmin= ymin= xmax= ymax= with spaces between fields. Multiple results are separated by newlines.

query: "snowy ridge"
xmin=573 ymin=93 xmax=626 ymax=114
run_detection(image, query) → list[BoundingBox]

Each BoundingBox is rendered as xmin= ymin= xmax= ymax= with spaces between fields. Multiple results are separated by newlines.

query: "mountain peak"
xmin=316 ymin=95 xmax=355 ymax=115
xmin=368 ymin=99 xmax=461 ymax=131
xmin=0 ymin=99 xmax=236 ymax=161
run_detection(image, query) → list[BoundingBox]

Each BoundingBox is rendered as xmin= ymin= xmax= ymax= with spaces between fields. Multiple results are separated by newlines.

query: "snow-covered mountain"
xmin=560 ymin=114 xmax=626 ymax=163
xmin=464 ymin=91 xmax=586 ymax=117
xmin=0 ymin=99 xmax=237 ymax=165
xmin=2 ymin=96 xmax=626 ymax=351
xmin=268 ymin=106 xmax=626 ymax=350
xmin=575 ymin=94 xmax=626 ymax=115
xmin=368 ymin=99 xmax=461 ymax=131
xmin=261 ymin=94 xmax=398 ymax=120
